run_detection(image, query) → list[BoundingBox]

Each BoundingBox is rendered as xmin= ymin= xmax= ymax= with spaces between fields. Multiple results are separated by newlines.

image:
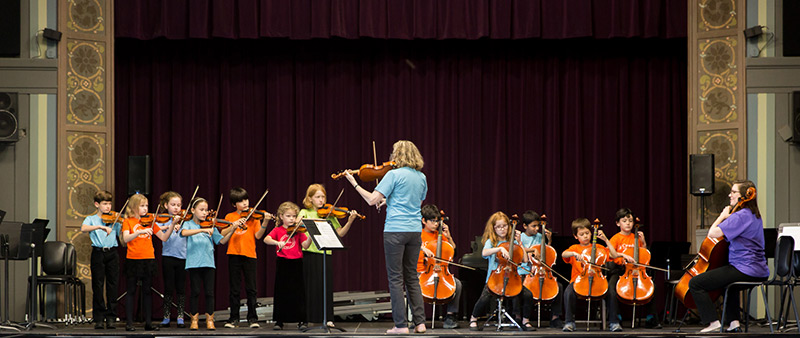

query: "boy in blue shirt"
xmin=80 ymin=190 xmax=122 ymax=329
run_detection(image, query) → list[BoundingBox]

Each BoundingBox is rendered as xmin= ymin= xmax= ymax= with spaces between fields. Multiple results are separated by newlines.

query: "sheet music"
xmin=779 ymin=223 xmax=800 ymax=250
xmin=313 ymin=220 xmax=344 ymax=249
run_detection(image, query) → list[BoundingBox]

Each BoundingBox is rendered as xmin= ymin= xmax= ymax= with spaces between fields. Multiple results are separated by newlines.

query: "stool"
xmin=662 ymin=279 xmax=680 ymax=325
xmin=575 ymin=298 xmax=606 ymax=330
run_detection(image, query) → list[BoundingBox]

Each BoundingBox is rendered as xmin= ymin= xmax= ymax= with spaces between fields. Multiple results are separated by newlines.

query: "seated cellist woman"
xmin=688 ymin=180 xmax=769 ymax=333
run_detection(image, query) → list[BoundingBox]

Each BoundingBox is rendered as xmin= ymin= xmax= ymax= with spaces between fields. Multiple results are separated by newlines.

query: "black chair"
xmin=768 ymin=236 xmax=799 ymax=332
xmin=29 ymin=241 xmax=83 ymax=325
xmin=718 ymin=244 xmax=777 ymax=333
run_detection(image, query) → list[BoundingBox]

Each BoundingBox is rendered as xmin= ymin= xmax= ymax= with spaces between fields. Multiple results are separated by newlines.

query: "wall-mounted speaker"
xmin=127 ymin=155 xmax=151 ymax=196
xmin=0 ymin=93 xmax=20 ymax=143
xmin=793 ymin=91 xmax=800 ymax=144
xmin=690 ymin=154 xmax=715 ymax=196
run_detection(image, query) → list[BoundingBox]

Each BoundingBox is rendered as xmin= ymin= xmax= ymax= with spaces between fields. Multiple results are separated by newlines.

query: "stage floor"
xmin=1 ymin=320 xmax=795 ymax=337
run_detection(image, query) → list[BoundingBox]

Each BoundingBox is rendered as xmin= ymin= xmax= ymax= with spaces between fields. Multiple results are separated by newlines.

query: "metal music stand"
xmin=24 ymin=219 xmax=55 ymax=330
xmin=0 ymin=211 xmax=24 ymax=331
xmin=300 ymin=218 xmax=346 ymax=333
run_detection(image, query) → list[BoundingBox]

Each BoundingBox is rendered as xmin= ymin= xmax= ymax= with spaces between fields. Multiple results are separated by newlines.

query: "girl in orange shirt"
xmin=121 ymin=193 xmax=174 ymax=331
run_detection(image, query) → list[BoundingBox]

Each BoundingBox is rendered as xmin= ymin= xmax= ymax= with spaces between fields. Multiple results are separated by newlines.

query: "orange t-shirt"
xmin=609 ymin=232 xmax=645 ymax=265
xmin=224 ymin=211 xmax=262 ymax=259
xmin=417 ymin=230 xmax=451 ymax=272
xmin=122 ymin=217 xmax=162 ymax=260
xmin=562 ymin=243 xmax=609 ymax=282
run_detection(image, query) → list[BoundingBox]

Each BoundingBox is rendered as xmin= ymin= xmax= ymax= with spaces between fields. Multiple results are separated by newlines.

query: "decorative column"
xmin=57 ymin=0 xmax=114 ymax=317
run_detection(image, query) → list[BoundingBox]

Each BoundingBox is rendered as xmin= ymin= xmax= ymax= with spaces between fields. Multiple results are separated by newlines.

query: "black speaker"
xmin=0 ymin=1 xmax=20 ymax=57
xmin=785 ymin=0 xmax=800 ymax=57
xmin=793 ymin=91 xmax=800 ymax=143
xmin=0 ymin=93 xmax=20 ymax=143
xmin=127 ymin=155 xmax=151 ymax=196
xmin=690 ymin=154 xmax=715 ymax=196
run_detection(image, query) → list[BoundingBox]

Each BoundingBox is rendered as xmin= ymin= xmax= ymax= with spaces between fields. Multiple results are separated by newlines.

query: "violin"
xmin=285 ymin=223 xmax=307 ymax=234
xmin=331 ymin=161 xmax=397 ymax=182
xmin=616 ymin=218 xmax=655 ymax=307
xmin=138 ymin=213 xmax=156 ymax=227
xmin=101 ymin=211 xmax=121 ymax=225
xmin=419 ymin=211 xmax=456 ymax=304
xmin=674 ymin=186 xmax=755 ymax=309
xmin=573 ymin=219 xmax=609 ymax=300
xmin=523 ymin=214 xmax=560 ymax=303
xmin=487 ymin=214 xmax=525 ymax=297
xmin=199 ymin=218 xmax=234 ymax=229
xmin=317 ymin=204 xmax=365 ymax=220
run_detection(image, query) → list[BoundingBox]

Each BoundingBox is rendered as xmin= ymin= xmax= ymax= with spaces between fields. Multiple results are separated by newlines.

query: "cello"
xmin=573 ymin=218 xmax=609 ymax=331
xmin=674 ymin=186 xmax=755 ymax=309
xmin=615 ymin=217 xmax=654 ymax=327
xmin=419 ymin=211 xmax=457 ymax=305
xmin=522 ymin=214 xmax=561 ymax=328
xmin=487 ymin=215 xmax=525 ymax=298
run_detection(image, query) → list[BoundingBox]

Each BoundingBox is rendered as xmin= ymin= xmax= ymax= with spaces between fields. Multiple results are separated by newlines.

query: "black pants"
xmin=228 ymin=255 xmax=258 ymax=322
xmin=518 ymin=279 xmax=564 ymax=320
xmin=606 ymin=263 xmax=658 ymax=324
xmin=189 ymin=268 xmax=216 ymax=314
xmin=90 ymin=248 xmax=118 ymax=320
xmin=688 ymin=264 xmax=766 ymax=325
xmin=125 ymin=272 xmax=153 ymax=325
xmin=512 ymin=286 xmax=533 ymax=320
xmin=161 ymin=256 xmax=186 ymax=318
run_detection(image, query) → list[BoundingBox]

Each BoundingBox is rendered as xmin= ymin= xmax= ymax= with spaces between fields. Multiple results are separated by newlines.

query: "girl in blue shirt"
xmin=180 ymin=197 xmax=234 ymax=330
xmin=156 ymin=191 xmax=187 ymax=328
xmin=346 ymin=140 xmax=428 ymax=334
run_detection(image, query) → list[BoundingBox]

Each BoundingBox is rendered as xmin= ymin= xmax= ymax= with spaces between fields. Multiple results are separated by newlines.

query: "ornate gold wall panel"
xmin=59 ymin=0 xmax=113 ymax=317
xmin=688 ymin=0 xmax=746 ymax=249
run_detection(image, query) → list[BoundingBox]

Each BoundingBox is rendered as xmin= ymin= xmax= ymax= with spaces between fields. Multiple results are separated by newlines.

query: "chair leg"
xmin=720 ymin=287 xmax=731 ymax=333
xmin=760 ymin=285 xmax=773 ymax=333
xmin=789 ymin=285 xmax=800 ymax=333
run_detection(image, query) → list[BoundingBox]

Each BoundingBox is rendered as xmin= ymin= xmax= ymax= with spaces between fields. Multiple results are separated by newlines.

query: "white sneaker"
xmin=249 ymin=321 xmax=260 ymax=328
xmin=223 ymin=322 xmax=236 ymax=328
xmin=699 ymin=321 xmax=722 ymax=333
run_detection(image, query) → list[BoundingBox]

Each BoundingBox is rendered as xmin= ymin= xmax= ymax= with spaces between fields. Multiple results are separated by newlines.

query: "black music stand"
xmin=0 ymin=211 xmax=24 ymax=331
xmin=301 ymin=218 xmax=345 ymax=333
xmin=24 ymin=219 xmax=54 ymax=330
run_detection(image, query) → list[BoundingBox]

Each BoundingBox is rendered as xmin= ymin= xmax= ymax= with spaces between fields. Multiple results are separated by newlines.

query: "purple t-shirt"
xmin=718 ymin=209 xmax=769 ymax=278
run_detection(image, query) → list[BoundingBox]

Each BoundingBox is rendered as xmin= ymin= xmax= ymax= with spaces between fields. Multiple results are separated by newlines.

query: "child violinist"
xmin=299 ymin=184 xmax=358 ymax=327
xmin=560 ymin=217 xmax=618 ymax=332
xmin=417 ymin=204 xmax=461 ymax=329
xmin=467 ymin=211 xmax=529 ymax=331
xmin=222 ymin=187 xmax=271 ymax=329
xmin=156 ymin=191 xmax=187 ymax=328
xmin=121 ymin=193 xmax=174 ymax=331
xmin=517 ymin=210 xmax=563 ymax=329
xmin=80 ymin=190 xmax=122 ymax=329
xmin=264 ymin=201 xmax=313 ymax=331
xmin=180 ymin=197 xmax=235 ymax=330
xmin=606 ymin=208 xmax=661 ymax=330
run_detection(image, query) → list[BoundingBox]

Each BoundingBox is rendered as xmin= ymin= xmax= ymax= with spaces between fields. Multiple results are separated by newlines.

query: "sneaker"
xmin=609 ymin=322 xmax=623 ymax=332
xmin=176 ymin=317 xmax=185 ymax=328
xmin=160 ymin=318 xmax=170 ymax=328
xmin=273 ymin=322 xmax=283 ymax=330
xmin=105 ymin=317 xmax=116 ymax=330
xmin=298 ymin=322 xmax=308 ymax=331
xmin=443 ymin=315 xmax=459 ymax=329
xmin=95 ymin=320 xmax=104 ymax=329
xmin=644 ymin=317 xmax=662 ymax=329
xmin=550 ymin=318 xmax=563 ymax=329
xmin=249 ymin=321 xmax=260 ymax=328
xmin=562 ymin=321 xmax=575 ymax=332
xmin=224 ymin=321 xmax=236 ymax=328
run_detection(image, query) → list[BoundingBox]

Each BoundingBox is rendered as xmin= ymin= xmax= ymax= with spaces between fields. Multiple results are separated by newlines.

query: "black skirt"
xmin=274 ymin=257 xmax=306 ymax=323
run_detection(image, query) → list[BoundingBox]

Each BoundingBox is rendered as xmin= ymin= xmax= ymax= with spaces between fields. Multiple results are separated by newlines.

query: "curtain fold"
xmin=115 ymin=0 xmax=686 ymax=40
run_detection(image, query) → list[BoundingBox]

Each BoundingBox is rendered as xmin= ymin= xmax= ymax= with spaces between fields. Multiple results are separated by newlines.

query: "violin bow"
xmin=528 ymin=255 xmax=571 ymax=283
xmin=426 ymin=256 xmax=477 ymax=270
xmin=212 ymin=194 xmax=223 ymax=228
xmin=244 ymin=189 xmax=270 ymax=222
xmin=372 ymin=140 xmax=384 ymax=213
xmin=111 ymin=197 xmax=130 ymax=226
xmin=179 ymin=185 xmax=200 ymax=223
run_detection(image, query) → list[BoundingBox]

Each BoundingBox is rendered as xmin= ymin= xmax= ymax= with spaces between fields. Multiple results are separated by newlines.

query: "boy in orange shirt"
xmin=223 ymin=187 xmax=273 ymax=328
xmin=560 ymin=218 xmax=618 ymax=332
xmin=417 ymin=204 xmax=462 ymax=329
xmin=606 ymin=208 xmax=661 ymax=330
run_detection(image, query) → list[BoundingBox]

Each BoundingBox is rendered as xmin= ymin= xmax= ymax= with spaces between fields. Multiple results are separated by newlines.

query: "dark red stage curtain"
xmin=115 ymin=0 xmax=686 ymax=40
xmin=114 ymin=38 xmax=687 ymax=310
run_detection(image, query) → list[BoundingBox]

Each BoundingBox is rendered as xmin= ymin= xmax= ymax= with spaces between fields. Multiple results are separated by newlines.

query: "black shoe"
xmin=298 ymin=322 xmax=308 ymax=331
xmin=644 ymin=317 xmax=662 ymax=329
xmin=443 ymin=315 xmax=459 ymax=329
xmin=95 ymin=320 xmax=104 ymax=329
xmin=125 ymin=324 xmax=136 ymax=331
xmin=105 ymin=317 xmax=116 ymax=329
xmin=522 ymin=322 xmax=536 ymax=331
xmin=273 ymin=322 xmax=283 ymax=330
xmin=550 ymin=318 xmax=563 ymax=328
xmin=144 ymin=324 xmax=160 ymax=331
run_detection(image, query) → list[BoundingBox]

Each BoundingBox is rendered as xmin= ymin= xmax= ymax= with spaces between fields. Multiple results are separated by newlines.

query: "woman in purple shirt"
xmin=689 ymin=180 xmax=769 ymax=333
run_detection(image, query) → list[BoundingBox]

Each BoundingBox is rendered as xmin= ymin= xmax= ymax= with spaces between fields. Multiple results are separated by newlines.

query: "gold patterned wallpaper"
xmin=67 ymin=0 xmax=105 ymax=35
xmin=67 ymin=40 xmax=106 ymax=125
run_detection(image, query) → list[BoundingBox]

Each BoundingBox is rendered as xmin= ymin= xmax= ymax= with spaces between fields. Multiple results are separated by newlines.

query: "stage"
xmin=1 ymin=320 xmax=794 ymax=337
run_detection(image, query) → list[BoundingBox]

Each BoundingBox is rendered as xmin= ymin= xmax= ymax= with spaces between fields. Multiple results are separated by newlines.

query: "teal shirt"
xmin=375 ymin=167 xmax=427 ymax=232
xmin=83 ymin=214 xmax=121 ymax=248
xmin=181 ymin=220 xmax=223 ymax=269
